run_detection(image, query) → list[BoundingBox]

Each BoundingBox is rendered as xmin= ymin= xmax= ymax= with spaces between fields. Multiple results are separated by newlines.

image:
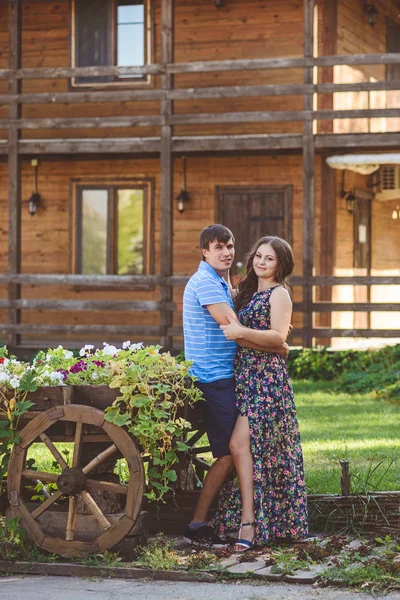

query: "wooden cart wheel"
xmin=181 ymin=425 xmax=212 ymax=487
xmin=7 ymin=404 xmax=144 ymax=557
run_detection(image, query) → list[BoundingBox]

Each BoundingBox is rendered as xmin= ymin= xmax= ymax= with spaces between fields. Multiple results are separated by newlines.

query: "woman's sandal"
xmin=234 ymin=521 xmax=256 ymax=553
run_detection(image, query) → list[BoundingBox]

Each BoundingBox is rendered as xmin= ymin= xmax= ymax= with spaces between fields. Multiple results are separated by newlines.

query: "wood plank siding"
xmin=0 ymin=0 xmax=399 ymax=349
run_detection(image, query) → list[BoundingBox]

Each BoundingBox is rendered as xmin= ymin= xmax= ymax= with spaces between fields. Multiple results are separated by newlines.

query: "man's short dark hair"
xmin=199 ymin=224 xmax=235 ymax=260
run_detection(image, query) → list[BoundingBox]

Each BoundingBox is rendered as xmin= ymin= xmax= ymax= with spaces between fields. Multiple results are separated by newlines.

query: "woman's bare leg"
xmin=229 ymin=415 xmax=255 ymax=544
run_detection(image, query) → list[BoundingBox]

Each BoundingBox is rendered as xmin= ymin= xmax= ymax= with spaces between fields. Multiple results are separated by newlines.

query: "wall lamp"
xmin=363 ymin=2 xmax=379 ymax=27
xmin=213 ymin=0 xmax=223 ymax=7
xmin=28 ymin=159 xmax=41 ymax=216
xmin=341 ymin=171 xmax=358 ymax=214
xmin=176 ymin=156 xmax=190 ymax=214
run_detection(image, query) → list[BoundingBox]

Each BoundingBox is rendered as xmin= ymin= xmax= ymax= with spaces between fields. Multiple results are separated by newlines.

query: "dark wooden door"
xmin=216 ymin=185 xmax=293 ymax=276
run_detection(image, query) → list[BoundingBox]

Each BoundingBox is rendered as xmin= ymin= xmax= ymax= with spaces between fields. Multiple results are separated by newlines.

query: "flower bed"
xmin=0 ymin=342 xmax=202 ymax=502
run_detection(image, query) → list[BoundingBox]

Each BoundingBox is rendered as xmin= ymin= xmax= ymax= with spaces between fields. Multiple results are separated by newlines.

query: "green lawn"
xmin=26 ymin=380 xmax=400 ymax=496
xmin=294 ymin=380 xmax=400 ymax=494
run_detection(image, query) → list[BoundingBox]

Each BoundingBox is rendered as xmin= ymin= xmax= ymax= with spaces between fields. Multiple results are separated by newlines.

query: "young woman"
xmin=210 ymin=236 xmax=308 ymax=551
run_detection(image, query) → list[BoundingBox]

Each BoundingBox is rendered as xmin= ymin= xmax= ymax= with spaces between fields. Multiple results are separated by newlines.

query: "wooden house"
xmin=0 ymin=0 xmax=399 ymax=353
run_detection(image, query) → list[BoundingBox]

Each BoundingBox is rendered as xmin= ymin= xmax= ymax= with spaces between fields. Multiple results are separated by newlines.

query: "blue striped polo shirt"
xmin=183 ymin=261 xmax=236 ymax=383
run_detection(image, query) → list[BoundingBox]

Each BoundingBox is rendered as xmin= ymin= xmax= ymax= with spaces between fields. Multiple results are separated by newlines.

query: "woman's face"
xmin=252 ymin=243 xmax=278 ymax=281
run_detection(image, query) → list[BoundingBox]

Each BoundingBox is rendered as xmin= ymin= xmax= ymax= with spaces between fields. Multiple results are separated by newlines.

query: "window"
xmin=72 ymin=0 xmax=150 ymax=86
xmin=73 ymin=182 xmax=153 ymax=276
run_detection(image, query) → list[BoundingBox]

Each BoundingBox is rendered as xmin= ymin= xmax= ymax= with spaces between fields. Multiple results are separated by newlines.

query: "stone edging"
xmin=0 ymin=560 xmax=217 ymax=583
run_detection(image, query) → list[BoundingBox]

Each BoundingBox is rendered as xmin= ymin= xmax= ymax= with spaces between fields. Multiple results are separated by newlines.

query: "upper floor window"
xmin=72 ymin=0 xmax=151 ymax=86
xmin=73 ymin=181 xmax=153 ymax=276
xmin=387 ymin=18 xmax=400 ymax=82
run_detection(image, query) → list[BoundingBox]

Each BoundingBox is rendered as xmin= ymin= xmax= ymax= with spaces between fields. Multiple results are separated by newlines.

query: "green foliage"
xmin=104 ymin=346 xmax=203 ymax=501
xmin=134 ymin=534 xmax=180 ymax=570
xmin=0 ymin=516 xmax=27 ymax=560
xmin=288 ymin=344 xmax=400 ymax=400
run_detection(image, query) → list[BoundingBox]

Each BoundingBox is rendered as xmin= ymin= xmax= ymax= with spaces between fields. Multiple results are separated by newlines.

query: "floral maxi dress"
xmin=211 ymin=286 xmax=308 ymax=545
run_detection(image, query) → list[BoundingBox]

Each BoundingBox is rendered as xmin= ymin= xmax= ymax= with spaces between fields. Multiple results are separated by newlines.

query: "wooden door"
xmin=216 ymin=185 xmax=293 ymax=276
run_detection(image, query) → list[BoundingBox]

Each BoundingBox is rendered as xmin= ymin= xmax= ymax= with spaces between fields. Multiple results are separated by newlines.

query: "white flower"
xmin=63 ymin=350 xmax=73 ymax=359
xmin=122 ymin=340 xmax=131 ymax=349
xmin=91 ymin=372 xmax=98 ymax=379
xmin=9 ymin=377 xmax=20 ymax=389
xmin=0 ymin=372 xmax=9 ymax=383
xmin=79 ymin=344 xmax=94 ymax=357
xmin=129 ymin=343 xmax=143 ymax=352
xmin=49 ymin=371 xmax=64 ymax=385
xmin=102 ymin=343 xmax=119 ymax=356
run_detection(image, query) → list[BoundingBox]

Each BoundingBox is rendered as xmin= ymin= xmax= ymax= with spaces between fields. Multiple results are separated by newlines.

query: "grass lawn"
xmin=26 ymin=380 xmax=400 ymax=496
xmin=294 ymin=380 xmax=400 ymax=494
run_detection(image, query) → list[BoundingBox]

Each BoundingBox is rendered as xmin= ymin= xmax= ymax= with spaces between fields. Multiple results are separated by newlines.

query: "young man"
xmin=183 ymin=224 xmax=288 ymax=547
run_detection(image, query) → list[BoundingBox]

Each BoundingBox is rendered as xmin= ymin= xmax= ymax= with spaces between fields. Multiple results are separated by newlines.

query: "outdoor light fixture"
xmin=392 ymin=205 xmax=400 ymax=220
xmin=28 ymin=158 xmax=41 ymax=216
xmin=213 ymin=0 xmax=223 ymax=7
xmin=176 ymin=156 xmax=190 ymax=214
xmin=363 ymin=2 xmax=379 ymax=27
xmin=345 ymin=192 xmax=357 ymax=214
xmin=341 ymin=171 xmax=358 ymax=214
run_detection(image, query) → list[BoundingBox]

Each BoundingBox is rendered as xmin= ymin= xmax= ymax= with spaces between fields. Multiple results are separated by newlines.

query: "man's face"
xmin=202 ymin=237 xmax=235 ymax=275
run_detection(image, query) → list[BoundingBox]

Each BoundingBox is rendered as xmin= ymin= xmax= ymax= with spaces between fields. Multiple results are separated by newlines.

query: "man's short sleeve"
xmin=196 ymin=277 xmax=228 ymax=308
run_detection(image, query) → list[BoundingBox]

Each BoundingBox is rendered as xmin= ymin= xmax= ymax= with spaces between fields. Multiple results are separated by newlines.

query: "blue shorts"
xmin=196 ymin=378 xmax=237 ymax=458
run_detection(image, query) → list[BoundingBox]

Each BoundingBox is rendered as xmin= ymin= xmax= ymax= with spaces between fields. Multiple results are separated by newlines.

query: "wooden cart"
xmin=4 ymin=385 xmax=207 ymax=557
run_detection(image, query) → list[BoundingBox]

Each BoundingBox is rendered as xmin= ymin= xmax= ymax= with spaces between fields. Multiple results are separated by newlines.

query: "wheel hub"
xmin=57 ymin=468 xmax=87 ymax=495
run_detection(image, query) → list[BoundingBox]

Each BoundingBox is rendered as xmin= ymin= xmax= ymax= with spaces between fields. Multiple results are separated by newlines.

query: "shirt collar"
xmin=198 ymin=261 xmax=229 ymax=287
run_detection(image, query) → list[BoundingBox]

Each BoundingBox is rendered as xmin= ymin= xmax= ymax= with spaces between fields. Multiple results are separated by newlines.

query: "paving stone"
xmin=345 ymin=539 xmax=364 ymax=551
xmin=227 ymin=559 xmax=265 ymax=574
xmin=253 ymin=565 xmax=283 ymax=581
xmin=283 ymin=563 xmax=326 ymax=584
xmin=220 ymin=555 xmax=239 ymax=568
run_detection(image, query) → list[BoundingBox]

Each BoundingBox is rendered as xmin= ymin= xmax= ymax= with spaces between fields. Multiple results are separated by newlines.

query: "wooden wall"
xmin=0 ymin=0 xmax=307 ymax=141
xmin=0 ymin=152 xmax=321 ymax=345
xmin=334 ymin=0 xmax=400 ymax=133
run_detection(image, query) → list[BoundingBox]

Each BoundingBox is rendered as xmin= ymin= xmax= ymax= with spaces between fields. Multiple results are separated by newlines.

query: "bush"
xmin=287 ymin=344 xmax=400 ymax=401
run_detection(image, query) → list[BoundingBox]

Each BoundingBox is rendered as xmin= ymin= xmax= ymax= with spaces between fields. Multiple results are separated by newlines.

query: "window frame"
xmin=70 ymin=0 xmax=153 ymax=89
xmin=71 ymin=178 xmax=154 ymax=284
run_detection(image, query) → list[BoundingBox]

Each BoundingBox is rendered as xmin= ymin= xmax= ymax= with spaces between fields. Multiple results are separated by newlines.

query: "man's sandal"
xmin=233 ymin=521 xmax=256 ymax=553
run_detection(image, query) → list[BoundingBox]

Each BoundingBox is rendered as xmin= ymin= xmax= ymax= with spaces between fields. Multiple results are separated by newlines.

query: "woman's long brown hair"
xmin=234 ymin=236 xmax=295 ymax=312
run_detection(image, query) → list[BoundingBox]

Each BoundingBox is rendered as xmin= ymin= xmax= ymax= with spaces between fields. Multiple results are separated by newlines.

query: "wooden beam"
xmin=316 ymin=132 xmax=400 ymax=148
xmin=318 ymin=0 xmax=337 ymax=134
xmin=0 ymin=274 xmax=159 ymax=286
xmin=0 ymin=53 xmax=399 ymax=82
xmin=159 ymin=0 xmax=174 ymax=350
xmin=18 ymin=138 xmax=161 ymax=155
xmin=0 ymin=116 xmax=162 ymax=130
xmin=316 ymin=158 xmax=336 ymax=344
xmin=311 ymin=329 xmax=400 ymax=338
xmin=0 ymin=325 xmax=161 ymax=335
xmin=0 ymin=132 xmax=396 ymax=156
xmin=302 ymin=0 xmax=315 ymax=348
xmin=7 ymin=0 xmax=21 ymax=347
xmin=2 ymin=80 xmax=400 ymax=106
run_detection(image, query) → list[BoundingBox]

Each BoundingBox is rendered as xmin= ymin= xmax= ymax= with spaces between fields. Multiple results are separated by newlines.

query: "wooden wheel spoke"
xmin=81 ymin=444 xmax=118 ymax=476
xmin=31 ymin=490 xmax=63 ymax=520
xmin=80 ymin=490 xmax=111 ymax=530
xmin=186 ymin=429 xmax=206 ymax=447
xmin=86 ymin=479 xmax=128 ymax=495
xmin=72 ymin=422 xmax=84 ymax=468
xmin=22 ymin=469 xmax=59 ymax=483
xmin=39 ymin=432 xmax=68 ymax=470
xmin=66 ymin=496 xmax=77 ymax=541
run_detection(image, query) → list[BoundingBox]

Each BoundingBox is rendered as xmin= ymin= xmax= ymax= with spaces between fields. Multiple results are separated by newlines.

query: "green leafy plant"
xmin=0 ymin=516 xmax=28 ymax=560
xmin=104 ymin=345 xmax=203 ymax=501
xmin=134 ymin=533 xmax=180 ymax=570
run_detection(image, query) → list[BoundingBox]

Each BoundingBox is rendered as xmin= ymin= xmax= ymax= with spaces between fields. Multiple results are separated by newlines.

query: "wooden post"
xmin=159 ymin=0 xmax=174 ymax=350
xmin=302 ymin=0 xmax=315 ymax=348
xmin=7 ymin=0 xmax=22 ymax=349
xmin=318 ymin=0 xmax=338 ymax=134
xmin=340 ymin=460 xmax=351 ymax=496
